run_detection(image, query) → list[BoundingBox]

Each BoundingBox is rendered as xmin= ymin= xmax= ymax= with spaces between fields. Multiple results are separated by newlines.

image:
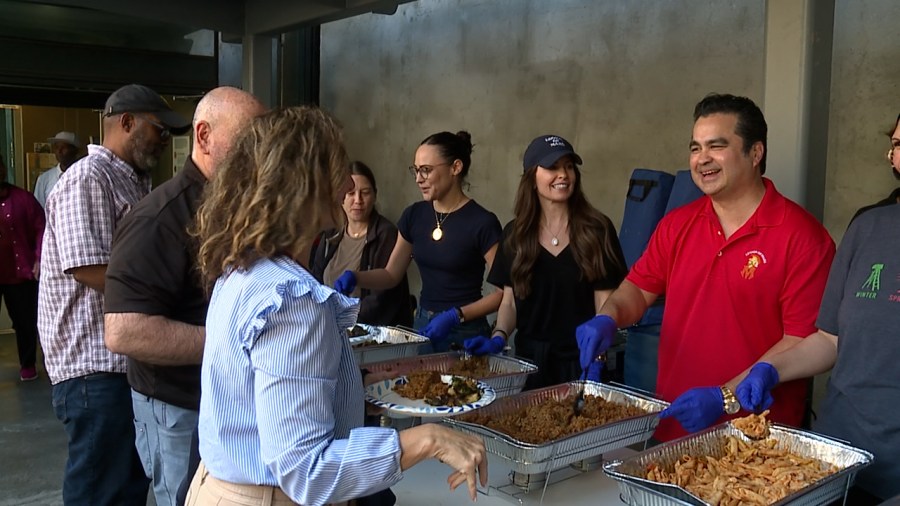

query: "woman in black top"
xmin=466 ymin=135 xmax=627 ymax=389
xmin=334 ymin=132 xmax=502 ymax=352
xmin=311 ymin=161 xmax=412 ymax=327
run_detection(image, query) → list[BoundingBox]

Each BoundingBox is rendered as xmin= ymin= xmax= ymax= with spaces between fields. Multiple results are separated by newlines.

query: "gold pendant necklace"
xmin=432 ymin=210 xmax=448 ymax=241
xmin=432 ymin=198 xmax=464 ymax=241
xmin=542 ymin=219 xmax=567 ymax=247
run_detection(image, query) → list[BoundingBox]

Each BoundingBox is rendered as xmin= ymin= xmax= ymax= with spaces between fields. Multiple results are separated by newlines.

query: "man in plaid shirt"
xmin=38 ymin=84 xmax=190 ymax=505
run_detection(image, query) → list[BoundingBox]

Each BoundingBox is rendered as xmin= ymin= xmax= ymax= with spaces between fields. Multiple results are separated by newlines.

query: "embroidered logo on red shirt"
xmin=741 ymin=251 xmax=767 ymax=280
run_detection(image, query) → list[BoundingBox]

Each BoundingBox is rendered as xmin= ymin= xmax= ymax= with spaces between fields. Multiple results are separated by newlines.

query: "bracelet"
xmin=454 ymin=306 xmax=466 ymax=323
xmin=492 ymin=328 xmax=509 ymax=340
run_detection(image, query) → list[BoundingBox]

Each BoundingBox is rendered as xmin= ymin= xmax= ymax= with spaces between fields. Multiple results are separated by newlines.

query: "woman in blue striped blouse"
xmin=187 ymin=106 xmax=487 ymax=506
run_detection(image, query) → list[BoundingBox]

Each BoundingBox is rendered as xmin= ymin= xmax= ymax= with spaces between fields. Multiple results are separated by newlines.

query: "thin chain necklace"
xmin=432 ymin=197 xmax=465 ymax=241
xmin=347 ymin=225 xmax=367 ymax=239
xmin=542 ymin=219 xmax=567 ymax=247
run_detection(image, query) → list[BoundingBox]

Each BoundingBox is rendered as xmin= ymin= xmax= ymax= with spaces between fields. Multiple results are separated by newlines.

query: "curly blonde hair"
xmin=195 ymin=106 xmax=350 ymax=282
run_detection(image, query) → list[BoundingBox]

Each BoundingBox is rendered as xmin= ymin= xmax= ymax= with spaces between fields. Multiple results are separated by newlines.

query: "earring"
xmin=887 ymin=149 xmax=894 ymax=163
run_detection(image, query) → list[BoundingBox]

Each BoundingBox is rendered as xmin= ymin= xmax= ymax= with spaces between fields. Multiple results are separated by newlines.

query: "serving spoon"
xmin=573 ymin=353 xmax=607 ymax=416
xmin=573 ymin=372 xmax=587 ymax=416
xmin=448 ymin=341 xmax=471 ymax=360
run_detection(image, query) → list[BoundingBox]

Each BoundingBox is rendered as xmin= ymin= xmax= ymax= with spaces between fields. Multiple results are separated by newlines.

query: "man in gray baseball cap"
xmin=103 ymin=83 xmax=191 ymax=135
xmin=38 ymin=83 xmax=190 ymax=505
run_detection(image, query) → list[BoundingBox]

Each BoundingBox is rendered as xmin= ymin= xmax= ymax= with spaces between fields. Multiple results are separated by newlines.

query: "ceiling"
xmin=0 ymin=0 xmax=416 ymax=105
xmin=9 ymin=0 xmax=416 ymax=37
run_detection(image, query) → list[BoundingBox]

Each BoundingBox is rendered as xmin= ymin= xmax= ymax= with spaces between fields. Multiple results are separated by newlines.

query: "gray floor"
xmin=0 ymin=331 xmax=66 ymax=505
xmin=0 ymin=332 xmax=156 ymax=506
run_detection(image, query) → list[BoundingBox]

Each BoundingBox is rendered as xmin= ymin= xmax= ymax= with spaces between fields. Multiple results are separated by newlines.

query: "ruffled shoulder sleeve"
xmin=237 ymin=258 xmax=360 ymax=349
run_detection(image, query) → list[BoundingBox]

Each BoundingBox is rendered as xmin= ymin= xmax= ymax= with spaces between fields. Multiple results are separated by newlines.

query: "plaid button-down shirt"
xmin=38 ymin=145 xmax=151 ymax=384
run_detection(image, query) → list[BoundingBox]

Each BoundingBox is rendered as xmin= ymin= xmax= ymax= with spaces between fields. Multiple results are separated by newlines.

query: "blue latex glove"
xmin=584 ymin=361 xmax=604 ymax=382
xmin=421 ymin=308 xmax=460 ymax=343
xmin=334 ymin=270 xmax=357 ymax=295
xmin=575 ymin=315 xmax=617 ymax=370
xmin=659 ymin=387 xmax=724 ymax=433
xmin=463 ymin=335 xmax=505 ymax=356
xmin=736 ymin=362 xmax=780 ymax=412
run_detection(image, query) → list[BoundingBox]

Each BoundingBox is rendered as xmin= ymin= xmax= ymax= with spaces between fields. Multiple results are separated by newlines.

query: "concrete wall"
xmin=322 ymin=0 xmax=900 ymax=243
xmin=824 ymin=0 xmax=900 ymax=240
xmin=321 ymin=0 xmax=766 ymax=238
xmin=320 ymin=0 xmax=900 ymax=410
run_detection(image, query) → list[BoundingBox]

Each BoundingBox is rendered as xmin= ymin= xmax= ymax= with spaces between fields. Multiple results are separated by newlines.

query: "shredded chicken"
xmin=645 ymin=429 xmax=838 ymax=506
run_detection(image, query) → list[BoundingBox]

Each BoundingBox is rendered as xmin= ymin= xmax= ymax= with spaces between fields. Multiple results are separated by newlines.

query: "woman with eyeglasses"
xmin=188 ymin=108 xmax=487 ymax=505
xmin=463 ymin=135 xmax=627 ymax=389
xmin=849 ymin=112 xmax=900 ymax=225
xmin=735 ymin=113 xmax=900 ymax=505
xmin=334 ymin=131 xmax=502 ymax=352
xmin=311 ymin=161 xmax=413 ymax=327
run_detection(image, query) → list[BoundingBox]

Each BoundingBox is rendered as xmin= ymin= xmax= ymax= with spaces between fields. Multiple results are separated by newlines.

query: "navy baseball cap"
xmin=522 ymin=135 xmax=583 ymax=173
xmin=103 ymin=84 xmax=191 ymax=135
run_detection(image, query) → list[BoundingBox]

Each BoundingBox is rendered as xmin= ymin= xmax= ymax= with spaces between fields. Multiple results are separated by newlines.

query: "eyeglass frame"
xmin=136 ymin=114 xmax=172 ymax=140
xmin=407 ymin=161 xmax=452 ymax=179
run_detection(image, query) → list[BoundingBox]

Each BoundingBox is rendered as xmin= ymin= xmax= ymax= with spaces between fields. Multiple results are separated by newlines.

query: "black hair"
xmin=350 ymin=160 xmax=378 ymax=193
xmin=693 ymin=93 xmax=768 ymax=175
xmin=419 ymin=130 xmax=474 ymax=180
xmin=889 ymin=114 xmax=900 ymax=180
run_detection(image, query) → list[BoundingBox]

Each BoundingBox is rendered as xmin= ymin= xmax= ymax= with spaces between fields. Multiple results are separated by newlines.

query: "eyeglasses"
xmin=887 ymin=143 xmax=900 ymax=162
xmin=138 ymin=115 xmax=171 ymax=140
xmin=407 ymin=162 xmax=450 ymax=179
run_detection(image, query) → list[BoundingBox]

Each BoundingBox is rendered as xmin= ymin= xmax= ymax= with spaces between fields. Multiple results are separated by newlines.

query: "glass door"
xmin=0 ymin=107 xmax=14 ymax=184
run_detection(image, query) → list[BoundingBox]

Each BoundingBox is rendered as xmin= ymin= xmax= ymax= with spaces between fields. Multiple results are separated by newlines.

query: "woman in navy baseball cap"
xmin=465 ymin=134 xmax=628 ymax=389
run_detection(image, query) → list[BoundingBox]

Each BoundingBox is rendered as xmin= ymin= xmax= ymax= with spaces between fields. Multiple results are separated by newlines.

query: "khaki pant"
xmin=185 ymin=462 xmax=350 ymax=506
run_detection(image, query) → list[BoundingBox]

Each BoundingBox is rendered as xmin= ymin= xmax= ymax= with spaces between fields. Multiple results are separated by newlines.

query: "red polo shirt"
xmin=628 ymin=178 xmax=835 ymax=441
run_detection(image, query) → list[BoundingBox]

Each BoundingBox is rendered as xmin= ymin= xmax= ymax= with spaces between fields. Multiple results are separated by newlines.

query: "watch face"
xmin=721 ymin=387 xmax=740 ymax=414
xmin=725 ymin=400 xmax=740 ymax=415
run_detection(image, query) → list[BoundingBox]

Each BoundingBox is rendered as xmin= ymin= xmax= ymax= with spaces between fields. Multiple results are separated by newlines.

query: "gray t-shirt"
xmin=814 ymin=204 xmax=900 ymax=499
xmin=323 ymin=231 xmax=366 ymax=298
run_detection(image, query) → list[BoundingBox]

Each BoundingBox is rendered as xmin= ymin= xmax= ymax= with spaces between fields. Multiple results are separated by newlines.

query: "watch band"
xmin=454 ymin=306 xmax=465 ymax=323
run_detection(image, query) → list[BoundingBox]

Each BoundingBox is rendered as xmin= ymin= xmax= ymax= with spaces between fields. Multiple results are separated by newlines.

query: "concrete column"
xmin=763 ymin=0 xmax=835 ymax=218
xmin=242 ymin=35 xmax=278 ymax=108
xmin=280 ymin=26 xmax=321 ymax=106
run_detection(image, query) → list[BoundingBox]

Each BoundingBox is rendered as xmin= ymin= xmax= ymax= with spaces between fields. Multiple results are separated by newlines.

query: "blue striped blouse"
xmin=199 ymin=256 xmax=403 ymax=505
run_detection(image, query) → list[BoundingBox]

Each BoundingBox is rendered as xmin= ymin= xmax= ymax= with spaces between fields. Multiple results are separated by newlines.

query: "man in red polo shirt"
xmin=576 ymin=93 xmax=835 ymax=441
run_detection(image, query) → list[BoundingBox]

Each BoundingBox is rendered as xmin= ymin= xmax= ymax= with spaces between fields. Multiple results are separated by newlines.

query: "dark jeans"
xmin=0 ymin=280 xmax=38 ymax=367
xmin=414 ymin=307 xmax=492 ymax=353
xmin=52 ymin=373 xmax=150 ymax=505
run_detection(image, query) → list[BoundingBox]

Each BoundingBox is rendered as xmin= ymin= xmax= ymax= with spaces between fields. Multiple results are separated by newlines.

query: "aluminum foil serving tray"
xmin=350 ymin=326 xmax=429 ymax=365
xmin=364 ymin=352 xmax=537 ymax=398
xmin=443 ymin=381 xmax=668 ymax=475
xmin=603 ymin=422 xmax=874 ymax=506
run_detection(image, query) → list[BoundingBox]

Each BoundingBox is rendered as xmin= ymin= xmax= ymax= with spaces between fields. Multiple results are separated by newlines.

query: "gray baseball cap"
xmin=104 ymin=84 xmax=190 ymax=135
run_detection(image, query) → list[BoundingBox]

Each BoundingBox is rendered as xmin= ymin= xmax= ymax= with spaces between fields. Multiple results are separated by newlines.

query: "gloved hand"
xmin=421 ymin=308 xmax=460 ymax=343
xmin=463 ymin=335 xmax=505 ymax=356
xmin=584 ymin=361 xmax=604 ymax=382
xmin=334 ymin=270 xmax=357 ymax=295
xmin=575 ymin=315 xmax=617 ymax=370
xmin=659 ymin=387 xmax=724 ymax=433
xmin=736 ymin=362 xmax=780 ymax=412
